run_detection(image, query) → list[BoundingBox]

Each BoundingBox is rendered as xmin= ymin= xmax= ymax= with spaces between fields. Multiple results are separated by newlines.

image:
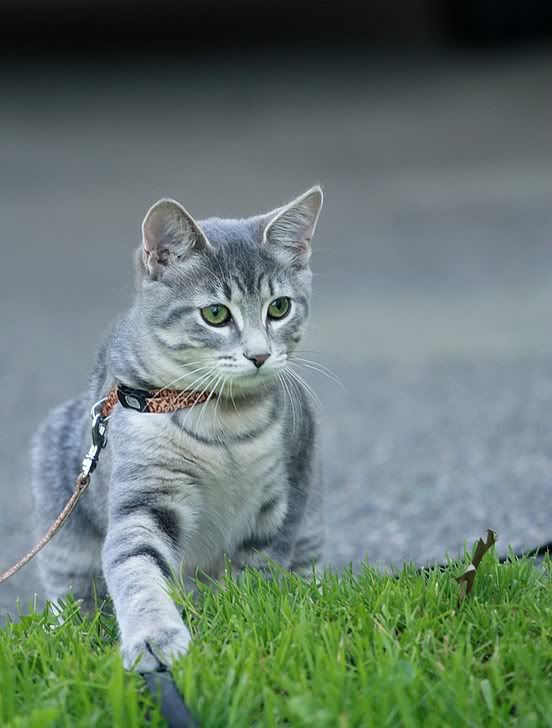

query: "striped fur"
xmin=32 ymin=187 xmax=324 ymax=671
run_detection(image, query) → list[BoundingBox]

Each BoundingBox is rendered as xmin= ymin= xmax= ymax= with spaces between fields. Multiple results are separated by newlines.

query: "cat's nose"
xmin=244 ymin=353 xmax=270 ymax=369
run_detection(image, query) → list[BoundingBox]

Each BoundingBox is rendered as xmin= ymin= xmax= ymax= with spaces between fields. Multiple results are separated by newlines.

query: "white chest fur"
xmin=114 ymin=393 xmax=287 ymax=571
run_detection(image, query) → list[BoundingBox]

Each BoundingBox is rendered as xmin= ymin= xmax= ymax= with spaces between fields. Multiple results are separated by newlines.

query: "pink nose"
xmin=244 ymin=353 xmax=270 ymax=369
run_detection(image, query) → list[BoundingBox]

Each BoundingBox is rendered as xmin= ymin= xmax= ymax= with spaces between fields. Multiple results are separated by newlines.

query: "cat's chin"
xmin=224 ymin=370 xmax=279 ymax=396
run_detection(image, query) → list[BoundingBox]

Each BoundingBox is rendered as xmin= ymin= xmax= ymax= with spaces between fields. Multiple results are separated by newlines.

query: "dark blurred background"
xmin=2 ymin=1 xmax=552 ymax=52
xmin=1 ymin=2 xmax=552 ymax=617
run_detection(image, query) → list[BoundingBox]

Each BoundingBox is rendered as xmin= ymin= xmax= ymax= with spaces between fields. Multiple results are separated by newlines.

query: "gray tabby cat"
xmin=32 ymin=186 xmax=324 ymax=672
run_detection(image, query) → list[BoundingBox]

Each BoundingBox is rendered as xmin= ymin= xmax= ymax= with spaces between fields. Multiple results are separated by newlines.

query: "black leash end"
xmin=143 ymin=668 xmax=200 ymax=728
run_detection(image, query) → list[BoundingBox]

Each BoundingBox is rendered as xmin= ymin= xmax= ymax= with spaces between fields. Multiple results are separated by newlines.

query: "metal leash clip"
xmin=81 ymin=400 xmax=108 ymax=481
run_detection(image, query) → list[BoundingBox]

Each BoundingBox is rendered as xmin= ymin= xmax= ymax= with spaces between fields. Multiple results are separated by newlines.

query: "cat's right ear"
xmin=141 ymin=198 xmax=210 ymax=276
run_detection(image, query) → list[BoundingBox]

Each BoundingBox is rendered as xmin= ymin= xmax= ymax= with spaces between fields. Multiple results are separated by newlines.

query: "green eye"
xmin=267 ymin=297 xmax=290 ymax=320
xmin=201 ymin=304 xmax=231 ymax=326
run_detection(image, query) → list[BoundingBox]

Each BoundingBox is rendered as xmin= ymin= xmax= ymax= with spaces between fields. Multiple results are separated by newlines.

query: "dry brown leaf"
xmin=456 ymin=529 xmax=497 ymax=602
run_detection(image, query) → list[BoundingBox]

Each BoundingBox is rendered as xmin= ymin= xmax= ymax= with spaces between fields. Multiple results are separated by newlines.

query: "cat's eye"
xmin=267 ymin=297 xmax=290 ymax=320
xmin=201 ymin=304 xmax=231 ymax=326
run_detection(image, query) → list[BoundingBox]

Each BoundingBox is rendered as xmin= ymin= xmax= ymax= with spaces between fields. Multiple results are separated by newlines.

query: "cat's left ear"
xmin=263 ymin=186 xmax=323 ymax=266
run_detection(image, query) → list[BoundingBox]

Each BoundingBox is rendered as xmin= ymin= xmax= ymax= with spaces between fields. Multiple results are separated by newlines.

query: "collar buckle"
xmin=80 ymin=401 xmax=108 ymax=481
xmin=117 ymin=384 xmax=150 ymax=412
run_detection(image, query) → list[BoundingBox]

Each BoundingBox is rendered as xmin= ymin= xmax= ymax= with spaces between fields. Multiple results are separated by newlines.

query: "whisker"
xmin=145 ymin=367 xmax=213 ymax=410
xmin=213 ymin=375 xmax=227 ymax=424
xmin=196 ymin=374 xmax=224 ymax=432
xmin=174 ymin=371 xmax=217 ymax=423
xmin=182 ymin=371 xmax=219 ymax=429
xmin=278 ymin=371 xmax=297 ymax=436
xmin=292 ymin=356 xmax=342 ymax=379
xmin=294 ymin=349 xmax=348 ymax=364
xmin=289 ymin=359 xmax=346 ymax=391
xmin=179 ymin=369 xmax=216 ymax=396
xmin=229 ymin=378 xmax=239 ymax=415
xmin=286 ymin=368 xmax=325 ymax=413
xmin=283 ymin=370 xmax=304 ymax=417
xmin=151 ymin=362 xmax=215 ymax=400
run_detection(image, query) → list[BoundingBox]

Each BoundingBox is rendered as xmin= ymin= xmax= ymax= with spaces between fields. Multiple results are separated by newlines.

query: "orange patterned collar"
xmin=100 ymin=383 xmax=214 ymax=418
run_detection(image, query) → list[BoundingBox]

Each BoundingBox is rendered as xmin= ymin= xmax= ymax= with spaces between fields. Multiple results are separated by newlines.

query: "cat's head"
xmin=134 ymin=187 xmax=323 ymax=396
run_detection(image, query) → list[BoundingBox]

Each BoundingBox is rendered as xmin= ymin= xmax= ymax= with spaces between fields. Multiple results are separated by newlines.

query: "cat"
xmin=31 ymin=186 xmax=324 ymax=672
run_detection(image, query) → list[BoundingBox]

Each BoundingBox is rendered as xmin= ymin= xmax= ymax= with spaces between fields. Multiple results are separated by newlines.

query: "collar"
xmin=100 ymin=383 xmax=215 ymax=418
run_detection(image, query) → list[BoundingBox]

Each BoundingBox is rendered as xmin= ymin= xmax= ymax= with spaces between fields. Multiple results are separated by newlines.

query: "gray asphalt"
xmin=1 ymin=52 xmax=552 ymax=617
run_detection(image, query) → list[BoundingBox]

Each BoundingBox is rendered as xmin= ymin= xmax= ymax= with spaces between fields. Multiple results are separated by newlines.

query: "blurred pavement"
xmin=1 ymin=52 xmax=552 ymax=616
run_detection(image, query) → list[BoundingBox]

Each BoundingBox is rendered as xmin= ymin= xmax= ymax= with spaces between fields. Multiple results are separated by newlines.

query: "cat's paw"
xmin=122 ymin=623 xmax=192 ymax=673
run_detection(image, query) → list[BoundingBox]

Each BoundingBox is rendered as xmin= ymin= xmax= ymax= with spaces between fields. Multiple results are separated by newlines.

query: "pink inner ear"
xmin=290 ymin=220 xmax=315 ymax=256
xmin=143 ymin=236 xmax=156 ymax=254
xmin=143 ymin=214 xmax=165 ymax=253
xmin=302 ymin=223 xmax=315 ymax=246
xmin=142 ymin=245 xmax=160 ymax=274
xmin=142 ymin=211 xmax=181 ymax=270
xmin=141 ymin=213 xmax=169 ymax=273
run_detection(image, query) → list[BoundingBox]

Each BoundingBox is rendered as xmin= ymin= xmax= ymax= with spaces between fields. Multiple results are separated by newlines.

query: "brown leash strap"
xmin=0 ymin=475 xmax=90 ymax=585
xmin=0 ymin=383 xmax=214 ymax=585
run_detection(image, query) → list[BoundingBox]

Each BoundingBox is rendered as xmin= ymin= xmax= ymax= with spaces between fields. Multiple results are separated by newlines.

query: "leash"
xmin=144 ymin=669 xmax=199 ymax=728
xmin=0 ymin=383 xmax=213 ymax=585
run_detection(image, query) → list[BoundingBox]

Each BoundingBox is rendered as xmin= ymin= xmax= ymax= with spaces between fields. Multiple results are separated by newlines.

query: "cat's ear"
xmin=141 ymin=198 xmax=210 ymax=275
xmin=263 ymin=186 xmax=323 ymax=265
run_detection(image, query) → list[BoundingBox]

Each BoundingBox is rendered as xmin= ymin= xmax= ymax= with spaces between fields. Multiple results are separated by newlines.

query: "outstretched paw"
xmin=122 ymin=623 xmax=192 ymax=673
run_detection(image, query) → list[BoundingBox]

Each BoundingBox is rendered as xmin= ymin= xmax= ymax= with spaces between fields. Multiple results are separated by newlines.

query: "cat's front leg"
xmin=102 ymin=497 xmax=190 ymax=672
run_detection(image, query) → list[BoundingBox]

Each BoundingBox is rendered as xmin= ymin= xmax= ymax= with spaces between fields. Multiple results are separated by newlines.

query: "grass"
xmin=1 ymin=550 xmax=551 ymax=727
